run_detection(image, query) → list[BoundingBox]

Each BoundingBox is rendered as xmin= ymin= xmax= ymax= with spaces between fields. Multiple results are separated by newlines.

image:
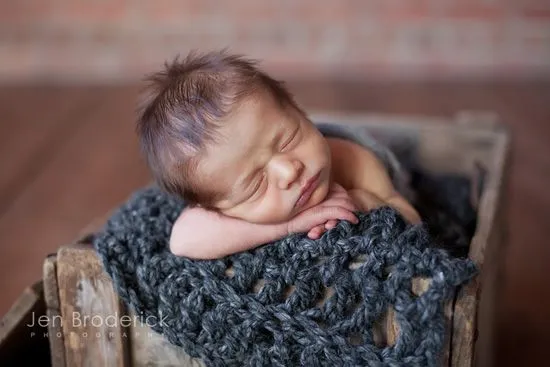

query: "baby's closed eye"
xmin=280 ymin=126 xmax=300 ymax=152
xmin=248 ymin=171 xmax=268 ymax=201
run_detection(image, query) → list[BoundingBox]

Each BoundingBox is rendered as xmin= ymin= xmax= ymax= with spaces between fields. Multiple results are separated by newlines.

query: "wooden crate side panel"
xmin=55 ymin=244 xmax=204 ymax=366
xmin=57 ymin=245 xmax=130 ymax=367
xmin=309 ymin=111 xmax=474 ymax=133
xmin=451 ymin=282 xmax=478 ymax=367
xmin=43 ymin=254 xmax=66 ymax=367
xmin=472 ymin=134 xmax=511 ymax=367
xmin=310 ymin=111 xmax=505 ymax=145
xmin=440 ymin=292 xmax=455 ymax=366
xmin=471 ymin=205 xmax=505 ymax=367
xmin=451 ymin=127 xmax=510 ymax=367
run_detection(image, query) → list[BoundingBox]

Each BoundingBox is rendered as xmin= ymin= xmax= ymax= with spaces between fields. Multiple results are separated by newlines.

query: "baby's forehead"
xmin=193 ymin=96 xmax=300 ymax=190
xmin=193 ymin=144 xmax=248 ymax=193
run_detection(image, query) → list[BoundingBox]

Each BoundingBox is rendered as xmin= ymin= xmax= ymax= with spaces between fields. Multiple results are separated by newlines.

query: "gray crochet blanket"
xmin=93 ymin=181 xmax=477 ymax=367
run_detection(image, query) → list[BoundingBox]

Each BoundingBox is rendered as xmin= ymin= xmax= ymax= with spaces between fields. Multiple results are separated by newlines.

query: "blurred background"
xmin=2 ymin=0 xmax=550 ymax=81
xmin=0 ymin=1 xmax=548 ymax=365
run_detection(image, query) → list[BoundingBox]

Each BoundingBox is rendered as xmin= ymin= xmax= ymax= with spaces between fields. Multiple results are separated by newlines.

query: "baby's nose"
xmin=272 ymin=157 xmax=304 ymax=189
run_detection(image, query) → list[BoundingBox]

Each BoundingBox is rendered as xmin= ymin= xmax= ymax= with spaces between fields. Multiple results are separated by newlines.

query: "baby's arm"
xmin=170 ymin=184 xmax=358 ymax=260
xmin=169 ymin=207 xmax=287 ymax=259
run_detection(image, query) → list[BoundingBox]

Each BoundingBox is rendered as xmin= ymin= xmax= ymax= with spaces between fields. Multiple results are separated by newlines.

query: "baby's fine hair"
xmin=136 ymin=49 xmax=301 ymax=208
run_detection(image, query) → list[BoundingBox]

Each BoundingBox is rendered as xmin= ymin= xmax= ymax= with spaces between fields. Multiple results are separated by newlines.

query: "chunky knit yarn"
xmin=93 ymin=184 xmax=477 ymax=367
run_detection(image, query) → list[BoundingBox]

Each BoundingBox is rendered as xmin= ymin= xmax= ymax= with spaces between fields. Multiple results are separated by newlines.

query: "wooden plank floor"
xmin=1 ymin=82 xmax=549 ymax=366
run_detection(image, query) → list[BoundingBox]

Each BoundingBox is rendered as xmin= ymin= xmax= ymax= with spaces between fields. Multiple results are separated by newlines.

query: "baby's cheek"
xmin=311 ymin=180 xmax=330 ymax=206
xmin=251 ymin=194 xmax=294 ymax=223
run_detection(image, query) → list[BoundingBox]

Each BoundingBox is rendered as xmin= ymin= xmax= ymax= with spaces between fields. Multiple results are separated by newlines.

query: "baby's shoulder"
xmin=313 ymin=121 xmax=389 ymax=174
xmin=324 ymin=136 xmax=389 ymax=189
xmin=324 ymin=136 xmax=377 ymax=162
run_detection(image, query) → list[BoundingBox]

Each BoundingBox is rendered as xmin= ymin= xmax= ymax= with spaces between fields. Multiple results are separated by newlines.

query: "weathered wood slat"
xmin=57 ymin=244 xmax=130 ymax=367
xmin=442 ymin=291 xmax=455 ymax=366
xmin=43 ymin=254 xmax=66 ymax=367
xmin=450 ymin=117 xmax=510 ymax=367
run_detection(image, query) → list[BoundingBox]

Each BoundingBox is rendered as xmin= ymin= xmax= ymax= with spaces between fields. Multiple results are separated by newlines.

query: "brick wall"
xmin=1 ymin=0 xmax=549 ymax=83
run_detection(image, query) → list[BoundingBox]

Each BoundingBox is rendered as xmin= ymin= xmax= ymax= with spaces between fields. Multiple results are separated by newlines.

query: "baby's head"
xmin=137 ymin=50 xmax=332 ymax=224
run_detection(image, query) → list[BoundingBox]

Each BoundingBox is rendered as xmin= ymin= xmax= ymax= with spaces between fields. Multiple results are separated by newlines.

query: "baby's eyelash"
xmin=281 ymin=128 xmax=299 ymax=150
xmin=280 ymin=136 xmax=292 ymax=150
xmin=250 ymin=172 xmax=266 ymax=195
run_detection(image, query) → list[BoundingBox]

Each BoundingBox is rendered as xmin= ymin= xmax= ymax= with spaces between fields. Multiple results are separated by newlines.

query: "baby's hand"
xmin=286 ymin=182 xmax=359 ymax=239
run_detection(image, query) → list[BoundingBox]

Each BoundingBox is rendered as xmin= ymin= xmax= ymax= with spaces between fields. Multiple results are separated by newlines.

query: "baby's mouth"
xmin=294 ymin=171 xmax=321 ymax=209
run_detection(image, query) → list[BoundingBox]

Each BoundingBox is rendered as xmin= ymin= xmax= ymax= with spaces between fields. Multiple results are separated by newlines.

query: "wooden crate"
xmin=42 ymin=111 xmax=510 ymax=367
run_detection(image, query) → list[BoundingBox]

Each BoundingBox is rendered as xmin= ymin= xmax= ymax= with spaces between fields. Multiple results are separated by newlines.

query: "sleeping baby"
xmin=136 ymin=50 xmax=421 ymax=259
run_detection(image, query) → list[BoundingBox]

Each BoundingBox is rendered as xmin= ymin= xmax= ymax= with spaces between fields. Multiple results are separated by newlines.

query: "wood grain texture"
xmin=56 ymin=244 xmax=130 ymax=367
xmin=43 ymin=254 xmax=66 ymax=367
xmin=448 ymin=119 xmax=510 ymax=367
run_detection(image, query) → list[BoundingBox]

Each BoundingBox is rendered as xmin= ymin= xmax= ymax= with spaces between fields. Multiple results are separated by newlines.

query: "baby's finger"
xmin=325 ymin=219 xmax=338 ymax=230
xmin=307 ymin=231 xmax=319 ymax=239
xmin=307 ymin=225 xmax=326 ymax=239
xmin=324 ymin=207 xmax=359 ymax=224
xmin=329 ymin=183 xmax=346 ymax=194
xmin=313 ymin=224 xmax=326 ymax=234
xmin=322 ymin=198 xmax=357 ymax=213
xmin=333 ymin=185 xmax=350 ymax=196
